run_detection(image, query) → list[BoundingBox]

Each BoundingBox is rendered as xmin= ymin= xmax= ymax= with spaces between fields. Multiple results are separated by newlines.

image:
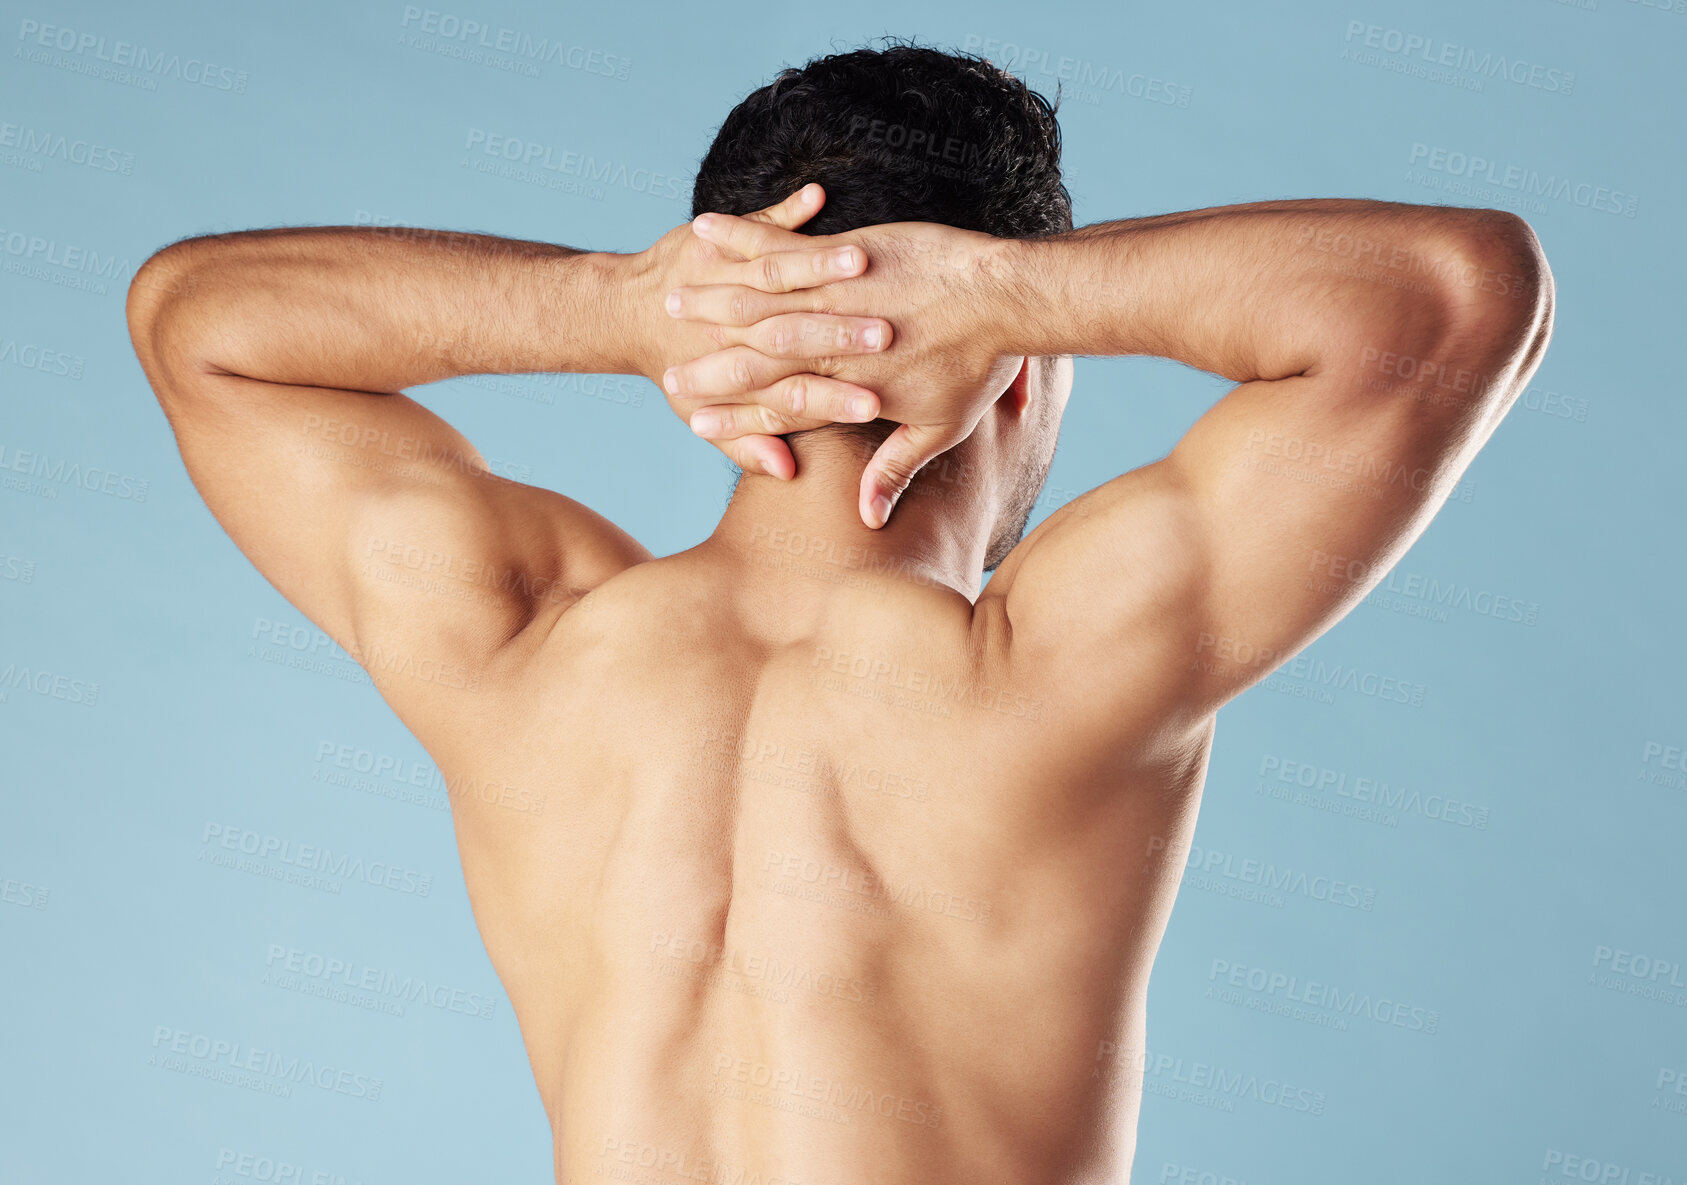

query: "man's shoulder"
xmin=982 ymin=459 xmax=1205 ymax=645
xmin=978 ymin=459 xmax=1217 ymax=757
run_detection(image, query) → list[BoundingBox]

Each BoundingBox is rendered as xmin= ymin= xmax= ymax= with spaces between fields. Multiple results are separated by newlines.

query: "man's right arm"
xmin=126 ymin=199 xmax=885 ymax=726
xmin=985 ymin=200 xmax=1553 ymax=735
xmin=127 ymin=228 xmax=659 ymax=718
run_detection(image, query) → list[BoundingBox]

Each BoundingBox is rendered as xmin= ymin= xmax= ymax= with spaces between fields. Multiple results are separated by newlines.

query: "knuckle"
xmin=878 ymin=451 xmax=920 ymax=486
xmin=731 ymin=355 xmax=752 ymax=389
xmin=784 ymin=375 xmax=808 ymax=414
xmin=761 ymin=255 xmax=783 ymax=291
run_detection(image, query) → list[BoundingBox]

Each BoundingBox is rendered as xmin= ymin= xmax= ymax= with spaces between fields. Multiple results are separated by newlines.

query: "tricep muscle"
xmin=992 ymin=259 xmax=1551 ymax=736
xmin=145 ymin=370 xmax=646 ymax=718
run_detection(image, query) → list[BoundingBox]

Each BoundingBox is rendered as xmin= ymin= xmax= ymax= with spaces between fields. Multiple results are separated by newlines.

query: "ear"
xmin=998 ymin=357 xmax=1033 ymax=417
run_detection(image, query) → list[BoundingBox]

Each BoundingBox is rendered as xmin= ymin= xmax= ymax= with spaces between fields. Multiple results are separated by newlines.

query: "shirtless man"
xmin=126 ymin=44 xmax=1552 ymax=1185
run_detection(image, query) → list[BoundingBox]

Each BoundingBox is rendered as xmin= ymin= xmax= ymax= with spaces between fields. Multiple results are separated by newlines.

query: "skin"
xmin=127 ymin=182 xmax=1552 ymax=1183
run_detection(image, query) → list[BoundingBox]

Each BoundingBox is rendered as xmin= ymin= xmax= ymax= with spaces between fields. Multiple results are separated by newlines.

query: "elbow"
xmin=1436 ymin=210 xmax=1555 ymax=367
xmin=127 ymin=240 xmax=213 ymax=382
xmin=126 ymin=244 xmax=186 ymax=360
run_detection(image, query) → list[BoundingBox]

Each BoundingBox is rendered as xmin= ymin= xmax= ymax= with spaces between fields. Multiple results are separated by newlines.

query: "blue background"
xmin=2 ymin=1 xmax=1682 ymax=1182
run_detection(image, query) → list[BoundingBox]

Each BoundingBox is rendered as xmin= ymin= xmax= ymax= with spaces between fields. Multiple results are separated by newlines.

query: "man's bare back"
xmin=440 ymin=479 xmax=1212 ymax=1184
xmin=126 ymin=50 xmax=1551 ymax=1178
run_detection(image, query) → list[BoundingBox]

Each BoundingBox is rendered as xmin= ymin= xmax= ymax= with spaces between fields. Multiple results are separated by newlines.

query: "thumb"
xmin=858 ymin=422 xmax=965 ymax=529
xmin=718 ymin=433 xmax=796 ymax=481
xmin=746 ymin=183 xmax=826 ymax=231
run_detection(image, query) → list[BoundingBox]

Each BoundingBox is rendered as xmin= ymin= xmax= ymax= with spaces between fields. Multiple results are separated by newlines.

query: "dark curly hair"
xmin=693 ymin=41 xmax=1072 ymax=482
xmin=692 ymin=40 xmax=1073 ymax=241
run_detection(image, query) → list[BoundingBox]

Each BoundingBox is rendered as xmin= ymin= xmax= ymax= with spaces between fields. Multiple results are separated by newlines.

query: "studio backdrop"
xmin=1 ymin=1 xmax=1682 ymax=1183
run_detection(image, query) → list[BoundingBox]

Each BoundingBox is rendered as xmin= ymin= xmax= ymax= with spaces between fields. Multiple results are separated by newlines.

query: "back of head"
xmin=692 ymin=41 xmax=1074 ymax=455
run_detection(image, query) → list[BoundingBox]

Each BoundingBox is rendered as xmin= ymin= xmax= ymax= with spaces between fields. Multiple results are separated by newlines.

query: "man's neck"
xmin=706 ymin=442 xmax=990 ymax=603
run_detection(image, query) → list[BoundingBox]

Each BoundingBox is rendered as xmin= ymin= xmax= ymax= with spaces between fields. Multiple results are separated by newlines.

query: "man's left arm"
xmin=661 ymin=200 xmax=1553 ymax=740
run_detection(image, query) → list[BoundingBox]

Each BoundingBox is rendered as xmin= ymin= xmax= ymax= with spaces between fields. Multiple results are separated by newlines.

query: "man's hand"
xmin=664 ymin=209 xmax=1023 ymax=527
xmin=627 ymin=184 xmax=896 ymax=479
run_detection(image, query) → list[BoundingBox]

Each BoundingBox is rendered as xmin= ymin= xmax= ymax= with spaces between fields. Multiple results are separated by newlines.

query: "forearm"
xmin=1000 ymin=199 xmax=1543 ymax=383
xmin=129 ymin=226 xmax=644 ymax=393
